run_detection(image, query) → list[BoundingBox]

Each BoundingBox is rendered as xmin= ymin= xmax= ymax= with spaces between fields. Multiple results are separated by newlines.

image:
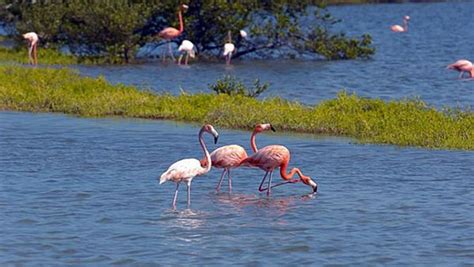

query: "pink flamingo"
xmin=202 ymin=123 xmax=275 ymax=193
xmin=160 ymin=124 xmax=219 ymax=209
xmin=158 ymin=4 xmax=188 ymax=62
xmin=241 ymin=126 xmax=318 ymax=196
xmin=22 ymin=32 xmax=39 ymax=65
xmin=391 ymin=16 xmax=410 ymax=32
xmin=447 ymin=59 xmax=474 ymax=79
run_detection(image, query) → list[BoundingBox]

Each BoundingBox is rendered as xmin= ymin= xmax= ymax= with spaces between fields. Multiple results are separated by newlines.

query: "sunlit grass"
xmin=0 ymin=46 xmax=83 ymax=65
xmin=0 ymin=65 xmax=472 ymax=150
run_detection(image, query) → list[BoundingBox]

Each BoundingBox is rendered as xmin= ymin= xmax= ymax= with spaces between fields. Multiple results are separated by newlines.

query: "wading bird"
xmin=177 ymin=40 xmax=195 ymax=65
xmin=158 ymin=4 xmax=188 ymax=62
xmin=223 ymin=30 xmax=247 ymax=65
xmin=202 ymin=123 xmax=275 ymax=193
xmin=160 ymin=124 xmax=219 ymax=209
xmin=23 ymin=32 xmax=38 ymax=65
xmin=391 ymin=16 xmax=410 ymax=32
xmin=241 ymin=125 xmax=318 ymax=196
xmin=447 ymin=59 xmax=474 ymax=79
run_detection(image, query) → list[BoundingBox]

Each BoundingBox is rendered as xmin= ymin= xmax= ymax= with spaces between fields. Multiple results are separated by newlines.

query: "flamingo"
xmin=447 ymin=59 xmax=474 ymax=79
xmin=241 ymin=126 xmax=318 ymax=196
xmin=22 ymin=32 xmax=38 ymax=65
xmin=158 ymin=4 xmax=188 ymax=62
xmin=177 ymin=40 xmax=196 ymax=65
xmin=223 ymin=30 xmax=247 ymax=65
xmin=160 ymin=124 xmax=219 ymax=209
xmin=391 ymin=15 xmax=410 ymax=32
xmin=202 ymin=123 xmax=275 ymax=193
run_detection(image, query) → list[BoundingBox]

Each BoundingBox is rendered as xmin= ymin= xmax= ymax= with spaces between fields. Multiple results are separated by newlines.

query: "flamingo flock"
xmin=161 ymin=123 xmax=318 ymax=209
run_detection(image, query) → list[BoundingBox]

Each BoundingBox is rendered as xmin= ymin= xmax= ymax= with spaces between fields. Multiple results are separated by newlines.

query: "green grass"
xmin=0 ymin=46 xmax=79 ymax=65
xmin=0 ymin=65 xmax=472 ymax=150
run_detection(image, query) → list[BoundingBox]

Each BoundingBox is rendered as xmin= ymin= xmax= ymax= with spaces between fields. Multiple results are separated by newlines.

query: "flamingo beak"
xmin=214 ymin=135 xmax=219 ymax=144
xmin=270 ymin=125 xmax=276 ymax=132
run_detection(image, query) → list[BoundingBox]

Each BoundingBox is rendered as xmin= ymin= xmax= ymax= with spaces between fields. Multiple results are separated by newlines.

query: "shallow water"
xmin=1 ymin=112 xmax=473 ymax=265
xmin=74 ymin=1 xmax=474 ymax=108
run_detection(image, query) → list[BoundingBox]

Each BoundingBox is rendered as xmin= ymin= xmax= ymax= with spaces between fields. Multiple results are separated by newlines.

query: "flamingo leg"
xmin=216 ymin=169 xmax=227 ymax=192
xmin=168 ymin=42 xmax=175 ymax=61
xmin=177 ymin=54 xmax=183 ymax=65
xmin=267 ymin=170 xmax=273 ymax=196
xmin=269 ymin=179 xmax=300 ymax=189
xmin=227 ymin=169 xmax=232 ymax=193
xmin=172 ymin=182 xmax=180 ymax=209
xmin=185 ymin=53 xmax=189 ymax=65
xmin=27 ymin=44 xmax=34 ymax=65
xmin=33 ymin=44 xmax=38 ymax=65
xmin=258 ymin=171 xmax=269 ymax=192
xmin=186 ymin=181 xmax=191 ymax=208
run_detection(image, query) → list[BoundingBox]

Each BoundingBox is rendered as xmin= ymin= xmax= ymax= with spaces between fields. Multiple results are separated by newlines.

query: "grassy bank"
xmin=0 ymin=46 xmax=95 ymax=65
xmin=0 ymin=66 xmax=472 ymax=150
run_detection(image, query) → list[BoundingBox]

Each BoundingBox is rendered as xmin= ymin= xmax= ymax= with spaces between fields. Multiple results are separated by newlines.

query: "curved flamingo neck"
xmin=280 ymin=161 xmax=303 ymax=180
xmin=178 ymin=9 xmax=184 ymax=33
xmin=250 ymin=130 xmax=259 ymax=152
xmin=199 ymin=129 xmax=211 ymax=173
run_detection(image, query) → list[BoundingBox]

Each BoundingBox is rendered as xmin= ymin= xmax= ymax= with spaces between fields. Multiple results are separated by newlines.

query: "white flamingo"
xmin=223 ymin=30 xmax=248 ymax=65
xmin=177 ymin=40 xmax=196 ymax=65
xmin=391 ymin=15 xmax=410 ymax=32
xmin=22 ymin=32 xmax=39 ymax=65
xmin=160 ymin=124 xmax=219 ymax=209
xmin=447 ymin=59 xmax=474 ymax=79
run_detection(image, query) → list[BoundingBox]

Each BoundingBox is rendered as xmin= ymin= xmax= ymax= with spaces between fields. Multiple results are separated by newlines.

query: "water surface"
xmin=1 ymin=112 xmax=473 ymax=265
xmin=74 ymin=1 xmax=474 ymax=108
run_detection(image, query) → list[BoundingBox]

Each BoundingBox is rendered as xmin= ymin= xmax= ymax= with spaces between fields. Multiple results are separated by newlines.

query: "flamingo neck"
xmin=250 ymin=130 xmax=259 ymax=152
xmin=279 ymin=162 xmax=303 ymax=180
xmin=228 ymin=31 xmax=232 ymax=43
xmin=403 ymin=20 xmax=408 ymax=32
xmin=178 ymin=10 xmax=184 ymax=33
xmin=199 ymin=129 xmax=211 ymax=173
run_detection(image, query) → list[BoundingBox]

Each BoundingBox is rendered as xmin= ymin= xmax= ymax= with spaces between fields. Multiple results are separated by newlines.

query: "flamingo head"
xmin=302 ymin=176 xmax=318 ymax=193
xmin=202 ymin=124 xmax=219 ymax=144
xmin=254 ymin=123 xmax=276 ymax=133
xmin=180 ymin=4 xmax=189 ymax=10
xmin=404 ymin=15 xmax=410 ymax=21
xmin=240 ymin=30 xmax=248 ymax=39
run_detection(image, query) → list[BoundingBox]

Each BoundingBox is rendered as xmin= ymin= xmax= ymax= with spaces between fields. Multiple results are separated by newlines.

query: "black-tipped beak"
xmin=214 ymin=135 xmax=219 ymax=144
xmin=313 ymin=185 xmax=318 ymax=193
xmin=270 ymin=125 xmax=276 ymax=132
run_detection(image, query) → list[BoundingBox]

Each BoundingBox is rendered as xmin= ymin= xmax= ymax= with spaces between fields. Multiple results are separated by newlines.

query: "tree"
xmin=0 ymin=0 xmax=375 ymax=62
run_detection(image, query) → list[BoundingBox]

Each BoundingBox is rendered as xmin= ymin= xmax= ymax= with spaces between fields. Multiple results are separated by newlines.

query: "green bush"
xmin=209 ymin=75 xmax=269 ymax=98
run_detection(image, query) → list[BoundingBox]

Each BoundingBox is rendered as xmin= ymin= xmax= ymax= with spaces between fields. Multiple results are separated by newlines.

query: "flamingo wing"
xmin=210 ymin=145 xmax=248 ymax=168
xmin=159 ymin=27 xmax=180 ymax=39
xmin=160 ymin=158 xmax=203 ymax=184
xmin=243 ymin=145 xmax=289 ymax=170
xmin=223 ymin=43 xmax=235 ymax=56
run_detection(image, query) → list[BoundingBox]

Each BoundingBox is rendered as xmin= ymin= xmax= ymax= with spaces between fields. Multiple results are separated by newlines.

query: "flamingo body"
xmin=447 ymin=59 xmax=474 ymax=78
xmin=205 ymin=145 xmax=248 ymax=192
xmin=160 ymin=159 xmax=204 ymax=184
xmin=178 ymin=40 xmax=195 ymax=65
xmin=159 ymin=27 xmax=181 ymax=40
xmin=223 ymin=43 xmax=235 ymax=56
xmin=391 ymin=15 xmax=410 ymax=32
xmin=243 ymin=145 xmax=289 ymax=171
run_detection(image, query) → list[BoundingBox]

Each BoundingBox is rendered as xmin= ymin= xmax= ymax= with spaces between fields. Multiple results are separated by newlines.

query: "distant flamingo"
xmin=241 ymin=126 xmax=318 ymax=196
xmin=202 ymin=123 xmax=275 ymax=193
xmin=160 ymin=124 xmax=219 ymax=209
xmin=447 ymin=59 xmax=474 ymax=79
xmin=223 ymin=31 xmax=235 ymax=65
xmin=177 ymin=40 xmax=195 ymax=65
xmin=158 ymin=4 xmax=188 ymax=62
xmin=391 ymin=16 xmax=410 ymax=32
xmin=22 ymin=32 xmax=38 ymax=65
